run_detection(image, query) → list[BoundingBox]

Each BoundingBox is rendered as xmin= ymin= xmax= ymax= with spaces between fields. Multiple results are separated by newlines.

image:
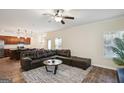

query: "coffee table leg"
xmin=54 ymin=65 xmax=58 ymax=74
xmin=45 ymin=66 xmax=48 ymax=72
xmin=45 ymin=66 xmax=53 ymax=72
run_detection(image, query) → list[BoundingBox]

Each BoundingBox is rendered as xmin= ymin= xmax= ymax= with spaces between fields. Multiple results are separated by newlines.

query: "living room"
xmin=0 ymin=9 xmax=124 ymax=83
xmin=1 ymin=0 xmax=124 ymax=93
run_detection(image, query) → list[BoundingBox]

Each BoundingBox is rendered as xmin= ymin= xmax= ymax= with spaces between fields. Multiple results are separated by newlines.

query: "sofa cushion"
xmin=36 ymin=50 xmax=46 ymax=58
xmin=21 ymin=50 xmax=37 ymax=59
xmin=44 ymin=50 xmax=56 ymax=57
xmin=40 ymin=57 xmax=51 ymax=62
xmin=56 ymin=49 xmax=71 ymax=57
xmin=31 ymin=59 xmax=41 ymax=64
xmin=28 ymin=51 xmax=37 ymax=59
xmin=70 ymin=56 xmax=91 ymax=70
xmin=71 ymin=56 xmax=91 ymax=63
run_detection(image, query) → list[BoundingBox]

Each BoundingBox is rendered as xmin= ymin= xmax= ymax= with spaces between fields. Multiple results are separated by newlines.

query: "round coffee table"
xmin=43 ymin=59 xmax=62 ymax=74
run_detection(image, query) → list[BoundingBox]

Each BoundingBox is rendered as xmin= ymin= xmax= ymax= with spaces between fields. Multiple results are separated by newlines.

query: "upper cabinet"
xmin=0 ymin=35 xmax=31 ymax=45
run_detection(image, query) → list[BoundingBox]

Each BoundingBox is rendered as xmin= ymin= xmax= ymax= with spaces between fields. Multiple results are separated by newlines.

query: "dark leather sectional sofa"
xmin=20 ymin=49 xmax=91 ymax=71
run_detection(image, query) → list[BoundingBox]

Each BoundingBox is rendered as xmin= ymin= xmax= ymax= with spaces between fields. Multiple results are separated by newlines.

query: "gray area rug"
xmin=22 ymin=64 xmax=92 ymax=83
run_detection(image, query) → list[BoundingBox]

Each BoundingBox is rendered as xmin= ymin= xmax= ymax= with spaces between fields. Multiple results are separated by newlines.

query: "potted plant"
xmin=111 ymin=37 xmax=124 ymax=65
xmin=111 ymin=34 xmax=124 ymax=83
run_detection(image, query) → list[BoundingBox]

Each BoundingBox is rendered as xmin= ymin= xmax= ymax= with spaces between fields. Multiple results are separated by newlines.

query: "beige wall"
xmin=45 ymin=16 xmax=124 ymax=69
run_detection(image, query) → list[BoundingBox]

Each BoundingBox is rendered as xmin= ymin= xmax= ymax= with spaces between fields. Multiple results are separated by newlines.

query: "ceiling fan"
xmin=43 ymin=9 xmax=74 ymax=24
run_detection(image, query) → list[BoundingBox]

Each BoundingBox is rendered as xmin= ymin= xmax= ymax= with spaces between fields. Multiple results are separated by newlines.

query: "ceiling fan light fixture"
xmin=54 ymin=16 xmax=62 ymax=22
xmin=43 ymin=9 xmax=74 ymax=24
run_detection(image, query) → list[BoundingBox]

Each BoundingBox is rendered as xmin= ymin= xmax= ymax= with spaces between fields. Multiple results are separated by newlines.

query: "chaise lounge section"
xmin=20 ymin=49 xmax=91 ymax=71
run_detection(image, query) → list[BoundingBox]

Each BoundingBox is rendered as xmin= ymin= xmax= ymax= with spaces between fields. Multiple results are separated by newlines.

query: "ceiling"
xmin=0 ymin=9 xmax=124 ymax=32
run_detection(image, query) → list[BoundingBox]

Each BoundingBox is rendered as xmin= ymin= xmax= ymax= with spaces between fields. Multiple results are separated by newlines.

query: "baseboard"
xmin=92 ymin=64 xmax=116 ymax=70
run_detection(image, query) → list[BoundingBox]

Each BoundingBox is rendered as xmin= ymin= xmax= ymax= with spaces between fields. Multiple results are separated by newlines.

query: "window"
xmin=104 ymin=31 xmax=124 ymax=58
xmin=55 ymin=37 xmax=62 ymax=49
xmin=47 ymin=40 xmax=51 ymax=49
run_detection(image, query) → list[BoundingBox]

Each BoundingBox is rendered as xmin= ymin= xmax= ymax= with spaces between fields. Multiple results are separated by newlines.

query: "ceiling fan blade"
xmin=61 ymin=20 xmax=65 ymax=24
xmin=55 ymin=10 xmax=59 ymax=16
xmin=63 ymin=16 xmax=74 ymax=20
xmin=42 ymin=13 xmax=54 ymax=17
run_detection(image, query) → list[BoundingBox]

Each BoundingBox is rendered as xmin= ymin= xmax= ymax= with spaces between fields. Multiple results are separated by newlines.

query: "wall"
xmin=0 ymin=29 xmax=43 ymax=49
xmin=46 ymin=16 xmax=124 ymax=69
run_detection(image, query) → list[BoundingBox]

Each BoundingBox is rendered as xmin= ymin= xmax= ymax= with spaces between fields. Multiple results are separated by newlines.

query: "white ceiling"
xmin=0 ymin=9 xmax=124 ymax=32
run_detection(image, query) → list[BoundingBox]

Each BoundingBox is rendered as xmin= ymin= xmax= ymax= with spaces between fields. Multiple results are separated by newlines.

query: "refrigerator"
xmin=0 ymin=40 xmax=4 ymax=58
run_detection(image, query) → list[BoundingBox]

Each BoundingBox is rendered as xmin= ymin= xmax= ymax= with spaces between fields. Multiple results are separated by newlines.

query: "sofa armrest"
xmin=20 ymin=57 xmax=32 ymax=71
xmin=22 ymin=57 xmax=32 ymax=61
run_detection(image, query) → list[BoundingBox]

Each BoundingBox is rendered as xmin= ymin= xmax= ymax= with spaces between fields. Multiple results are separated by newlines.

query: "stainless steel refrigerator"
xmin=0 ymin=40 xmax=4 ymax=58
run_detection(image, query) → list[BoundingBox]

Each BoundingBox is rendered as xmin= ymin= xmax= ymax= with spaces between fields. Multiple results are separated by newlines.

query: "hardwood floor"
xmin=0 ymin=57 xmax=117 ymax=83
xmin=0 ymin=57 xmax=25 ymax=83
xmin=83 ymin=66 xmax=118 ymax=83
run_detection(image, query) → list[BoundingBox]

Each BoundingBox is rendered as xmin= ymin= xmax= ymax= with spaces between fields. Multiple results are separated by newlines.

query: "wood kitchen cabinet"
xmin=0 ymin=35 xmax=30 ymax=44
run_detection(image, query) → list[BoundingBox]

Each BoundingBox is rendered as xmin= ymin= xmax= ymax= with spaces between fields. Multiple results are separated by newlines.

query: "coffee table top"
xmin=43 ymin=59 xmax=62 ymax=66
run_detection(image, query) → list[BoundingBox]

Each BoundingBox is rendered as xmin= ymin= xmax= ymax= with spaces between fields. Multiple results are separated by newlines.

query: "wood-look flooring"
xmin=83 ymin=66 xmax=117 ymax=83
xmin=0 ymin=57 xmax=25 ymax=83
xmin=0 ymin=57 xmax=117 ymax=83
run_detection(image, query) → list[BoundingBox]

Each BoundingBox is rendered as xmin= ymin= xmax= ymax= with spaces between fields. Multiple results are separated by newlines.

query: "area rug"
xmin=22 ymin=64 xmax=92 ymax=83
